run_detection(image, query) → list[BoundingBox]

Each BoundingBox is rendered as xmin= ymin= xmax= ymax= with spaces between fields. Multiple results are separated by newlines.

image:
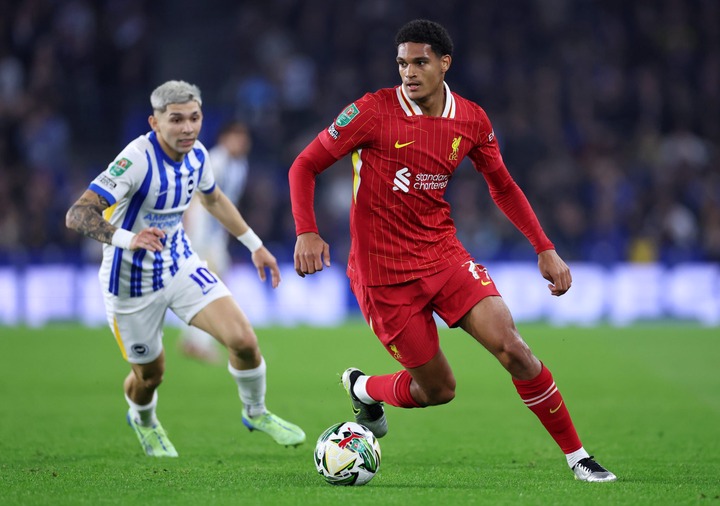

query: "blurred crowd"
xmin=1 ymin=0 xmax=718 ymax=267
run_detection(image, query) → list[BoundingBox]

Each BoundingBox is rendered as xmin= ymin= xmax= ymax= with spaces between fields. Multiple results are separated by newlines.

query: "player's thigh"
xmin=459 ymin=296 xmax=517 ymax=351
xmin=103 ymin=291 xmax=166 ymax=364
xmin=190 ymin=295 xmax=256 ymax=349
xmin=168 ymin=256 xmax=235 ymax=335
xmin=459 ymin=296 xmax=539 ymax=377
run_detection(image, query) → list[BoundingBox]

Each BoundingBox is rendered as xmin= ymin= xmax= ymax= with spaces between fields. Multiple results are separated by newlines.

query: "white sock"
xmin=566 ymin=447 xmax=590 ymax=468
xmin=353 ymin=374 xmax=378 ymax=404
xmin=125 ymin=391 xmax=158 ymax=427
xmin=228 ymin=358 xmax=267 ymax=418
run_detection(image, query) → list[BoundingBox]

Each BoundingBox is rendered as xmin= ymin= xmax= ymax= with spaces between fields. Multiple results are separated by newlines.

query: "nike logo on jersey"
xmin=394 ymin=140 xmax=415 ymax=149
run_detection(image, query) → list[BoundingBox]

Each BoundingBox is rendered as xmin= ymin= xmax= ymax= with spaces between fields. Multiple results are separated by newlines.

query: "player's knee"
xmin=497 ymin=338 xmax=536 ymax=376
xmin=136 ymin=370 xmax=164 ymax=390
xmin=427 ymin=389 xmax=455 ymax=406
xmin=226 ymin=333 xmax=259 ymax=362
xmin=423 ymin=384 xmax=456 ymax=406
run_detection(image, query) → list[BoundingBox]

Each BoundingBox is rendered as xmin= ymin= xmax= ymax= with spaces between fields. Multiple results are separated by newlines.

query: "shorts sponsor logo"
xmin=109 ymin=157 xmax=132 ymax=176
xmin=335 ymin=103 xmax=359 ymax=127
xmin=131 ymin=344 xmax=149 ymax=356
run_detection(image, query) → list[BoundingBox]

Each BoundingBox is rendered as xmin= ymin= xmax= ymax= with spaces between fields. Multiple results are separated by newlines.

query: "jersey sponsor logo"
xmin=394 ymin=140 xmax=415 ymax=149
xmin=99 ymin=175 xmax=117 ymax=189
xmin=448 ymin=136 xmax=462 ymax=160
xmin=142 ymin=212 xmax=183 ymax=229
xmin=393 ymin=167 xmax=411 ymax=192
xmin=393 ymin=168 xmax=450 ymax=193
xmin=414 ymin=173 xmax=449 ymax=190
xmin=109 ymin=157 xmax=133 ymax=176
xmin=335 ymin=103 xmax=360 ymax=127
xmin=327 ymin=122 xmax=340 ymax=140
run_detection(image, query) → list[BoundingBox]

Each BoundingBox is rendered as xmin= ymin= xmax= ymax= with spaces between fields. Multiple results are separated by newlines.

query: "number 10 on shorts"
xmin=189 ymin=267 xmax=218 ymax=294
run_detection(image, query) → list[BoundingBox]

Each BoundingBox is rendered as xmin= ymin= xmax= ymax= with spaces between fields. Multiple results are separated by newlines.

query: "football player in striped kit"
xmin=289 ymin=20 xmax=614 ymax=482
xmin=67 ymin=80 xmax=304 ymax=456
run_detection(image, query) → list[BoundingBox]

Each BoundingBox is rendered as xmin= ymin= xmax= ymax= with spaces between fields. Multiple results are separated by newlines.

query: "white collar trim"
xmin=396 ymin=81 xmax=455 ymax=118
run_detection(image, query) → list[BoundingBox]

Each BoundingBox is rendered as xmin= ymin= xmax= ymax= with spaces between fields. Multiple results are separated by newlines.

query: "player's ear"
xmin=441 ymin=55 xmax=452 ymax=73
xmin=148 ymin=114 xmax=157 ymax=131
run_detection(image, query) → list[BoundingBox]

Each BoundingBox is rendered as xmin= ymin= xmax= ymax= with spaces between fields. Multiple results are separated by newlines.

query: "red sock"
xmin=512 ymin=364 xmax=582 ymax=454
xmin=366 ymin=370 xmax=421 ymax=408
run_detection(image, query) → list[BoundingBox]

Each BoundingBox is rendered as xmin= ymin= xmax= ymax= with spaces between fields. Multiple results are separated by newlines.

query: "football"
xmin=314 ymin=421 xmax=382 ymax=486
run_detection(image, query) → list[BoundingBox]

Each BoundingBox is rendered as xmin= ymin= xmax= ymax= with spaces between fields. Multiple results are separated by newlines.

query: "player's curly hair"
xmin=394 ymin=19 xmax=453 ymax=57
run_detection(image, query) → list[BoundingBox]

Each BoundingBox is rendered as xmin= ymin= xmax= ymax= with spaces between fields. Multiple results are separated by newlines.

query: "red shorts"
xmin=350 ymin=260 xmax=501 ymax=368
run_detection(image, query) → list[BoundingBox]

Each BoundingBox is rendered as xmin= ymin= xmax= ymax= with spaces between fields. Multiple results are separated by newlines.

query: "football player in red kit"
xmin=289 ymin=19 xmax=615 ymax=482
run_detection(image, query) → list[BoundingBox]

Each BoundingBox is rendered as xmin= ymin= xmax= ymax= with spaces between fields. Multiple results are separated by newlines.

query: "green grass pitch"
xmin=0 ymin=321 xmax=718 ymax=505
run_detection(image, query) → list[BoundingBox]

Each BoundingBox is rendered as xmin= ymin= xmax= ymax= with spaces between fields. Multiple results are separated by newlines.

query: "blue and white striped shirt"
xmin=90 ymin=131 xmax=216 ymax=298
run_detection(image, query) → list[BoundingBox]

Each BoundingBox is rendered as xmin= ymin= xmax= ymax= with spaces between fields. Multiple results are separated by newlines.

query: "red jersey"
xmin=291 ymin=83 xmax=553 ymax=286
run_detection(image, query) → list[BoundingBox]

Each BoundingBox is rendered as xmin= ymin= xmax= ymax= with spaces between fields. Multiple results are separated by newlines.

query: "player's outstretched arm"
xmin=66 ymin=189 xmax=164 ymax=251
xmin=294 ymin=232 xmax=330 ymax=278
xmin=198 ymin=187 xmax=281 ymax=287
xmin=538 ymin=249 xmax=572 ymax=296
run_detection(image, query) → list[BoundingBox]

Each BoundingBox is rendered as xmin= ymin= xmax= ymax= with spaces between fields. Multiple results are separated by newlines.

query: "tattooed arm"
xmin=66 ymin=189 xmax=165 ymax=251
xmin=66 ymin=190 xmax=117 ymax=244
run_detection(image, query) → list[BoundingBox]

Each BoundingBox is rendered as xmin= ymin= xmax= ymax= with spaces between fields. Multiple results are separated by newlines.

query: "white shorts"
xmin=103 ymin=255 xmax=232 ymax=364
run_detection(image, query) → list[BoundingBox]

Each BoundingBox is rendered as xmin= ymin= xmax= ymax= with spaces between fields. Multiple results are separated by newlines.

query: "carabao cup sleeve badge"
xmin=335 ymin=103 xmax=360 ymax=127
xmin=109 ymin=157 xmax=133 ymax=177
